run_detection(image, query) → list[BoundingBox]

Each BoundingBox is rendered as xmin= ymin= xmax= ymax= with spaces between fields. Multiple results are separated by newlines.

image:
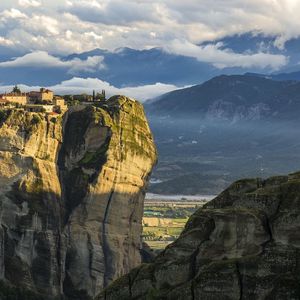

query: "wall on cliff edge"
xmin=99 ymin=173 xmax=300 ymax=300
xmin=0 ymin=95 xmax=157 ymax=299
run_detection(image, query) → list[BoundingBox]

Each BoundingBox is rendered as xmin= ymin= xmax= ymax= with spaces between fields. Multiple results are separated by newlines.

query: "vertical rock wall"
xmin=0 ymin=96 xmax=157 ymax=299
xmin=99 ymin=175 xmax=300 ymax=300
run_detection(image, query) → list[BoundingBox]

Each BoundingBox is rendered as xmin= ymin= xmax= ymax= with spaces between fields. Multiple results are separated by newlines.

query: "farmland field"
xmin=142 ymin=194 xmax=213 ymax=251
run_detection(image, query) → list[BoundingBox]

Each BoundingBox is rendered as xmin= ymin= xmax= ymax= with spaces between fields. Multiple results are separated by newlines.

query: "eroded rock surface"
xmin=0 ymin=96 xmax=157 ymax=299
xmin=100 ymin=174 xmax=300 ymax=299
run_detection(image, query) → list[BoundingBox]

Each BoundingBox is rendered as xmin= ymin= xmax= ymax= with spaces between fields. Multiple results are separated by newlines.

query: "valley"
xmin=142 ymin=194 xmax=213 ymax=251
xmin=2 ymin=2 xmax=300 ymax=299
xmin=145 ymin=74 xmax=300 ymax=195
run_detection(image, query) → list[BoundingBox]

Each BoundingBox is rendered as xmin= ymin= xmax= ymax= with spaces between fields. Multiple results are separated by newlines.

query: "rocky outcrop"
xmin=100 ymin=173 xmax=300 ymax=299
xmin=0 ymin=96 xmax=157 ymax=299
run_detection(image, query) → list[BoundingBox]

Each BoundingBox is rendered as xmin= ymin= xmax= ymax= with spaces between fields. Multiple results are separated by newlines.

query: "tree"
xmin=31 ymin=114 xmax=41 ymax=125
xmin=96 ymin=90 xmax=106 ymax=102
xmin=12 ymin=85 xmax=21 ymax=94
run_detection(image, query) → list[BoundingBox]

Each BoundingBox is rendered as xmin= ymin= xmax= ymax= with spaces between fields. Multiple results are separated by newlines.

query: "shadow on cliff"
xmin=98 ymin=173 xmax=300 ymax=300
xmin=3 ymin=186 xmax=63 ymax=299
xmin=2 ymin=187 xmax=148 ymax=300
xmin=62 ymin=189 xmax=148 ymax=300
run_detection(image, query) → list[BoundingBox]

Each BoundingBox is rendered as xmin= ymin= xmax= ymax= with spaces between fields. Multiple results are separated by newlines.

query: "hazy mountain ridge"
xmin=145 ymin=74 xmax=300 ymax=195
xmin=145 ymin=74 xmax=300 ymax=121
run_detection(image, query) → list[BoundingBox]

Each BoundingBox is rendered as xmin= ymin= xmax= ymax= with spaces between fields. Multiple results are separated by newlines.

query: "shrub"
xmin=44 ymin=154 xmax=51 ymax=161
xmin=0 ymin=110 xmax=7 ymax=123
xmin=31 ymin=114 xmax=41 ymax=125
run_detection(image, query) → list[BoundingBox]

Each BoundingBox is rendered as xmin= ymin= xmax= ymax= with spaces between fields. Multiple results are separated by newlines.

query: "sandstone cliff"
xmin=0 ymin=96 xmax=157 ymax=299
xmin=100 ymin=173 xmax=300 ymax=299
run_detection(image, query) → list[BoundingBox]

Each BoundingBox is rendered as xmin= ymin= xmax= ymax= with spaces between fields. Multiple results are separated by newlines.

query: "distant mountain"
xmin=145 ymin=74 xmax=300 ymax=122
xmin=0 ymin=47 xmax=219 ymax=87
xmin=65 ymin=47 xmax=218 ymax=87
xmin=145 ymin=75 xmax=300 ymax=194
xmin=271 ymin=70 xmax=300 ymax=81
xmin=201 ymin=33 xmax=279 ymax=53
xmin=1 ymin=32 xmax=300 ymax=88
xmin=204 ymin=33 xmax=300 ymax=72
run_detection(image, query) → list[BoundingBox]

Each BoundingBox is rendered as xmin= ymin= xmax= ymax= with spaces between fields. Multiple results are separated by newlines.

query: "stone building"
xmin=0 ymin=87 xmax=68 ymax=114
xmin=25 ymin=104 xmax=54 ymax=113
xmin=0 ymin=93 xmax=28 ymax=105
xmin=40 ymin=88 xmax=54 ymax=101
xmin=28 ymin=88 xmax=54 ymax=103
xmin=0 ymin=99 xmax=8 ymax=106
xmin=53 ymin=96 xmax=68 ymax=112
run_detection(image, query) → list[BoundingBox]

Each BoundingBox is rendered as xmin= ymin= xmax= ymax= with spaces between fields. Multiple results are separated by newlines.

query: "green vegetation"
xmin=96 ymin=90 xmax=106 ymax=101
xmin=12 ymin=85 xmax=21 ymax=94
xmin=80 ymin=151 xmax=96 ymax=164
xmin=24 ymin=178 xmax=43 ymax=195
xmin=79 ymin=139 xmax=110 ymax=168
xmin=65 ymin=97 xmax=80 ymax=107
xmin=143 ymin=225 xmax=184 ymax=239
xmin=142 ymin=203 xmax=200 ymax=250
xmin=144 ymin=205 xmax=199 ymax=218
xmin=43 ymin=154 xmax=51 ymax=161
xmin=0 ymin=109 xmax=10 ymax=124
xmin=50 ymin=117 xmax=57 ymax=123
xmin=62 ymin=91 xmax=106 ymax=104
xmin=0 ymin=110 xmax=45 ymax=135
xmin=31 ymin=114 xmax=41 ymax=125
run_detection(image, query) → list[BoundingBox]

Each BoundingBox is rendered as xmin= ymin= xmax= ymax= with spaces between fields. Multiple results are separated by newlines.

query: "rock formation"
xmin=100 ymin=174 xmax=300 ymax=299
xmin=0 ymin=96 xmax=157 ymax=299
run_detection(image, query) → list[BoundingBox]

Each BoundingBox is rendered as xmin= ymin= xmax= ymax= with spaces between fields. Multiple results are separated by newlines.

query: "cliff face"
xmin=0 ymin=96 xmax=157 ymax=299
xmin=100 ymin=174 xmax=300 ymax=299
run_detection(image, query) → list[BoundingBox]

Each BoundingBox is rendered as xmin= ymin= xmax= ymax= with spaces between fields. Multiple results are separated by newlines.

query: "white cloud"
xmin=0 ymin=37 xmax=15 ymax=46
xmin=0 ymin=51 xmax=105 ymax=74
xmin=23 ymin=15 xmax=60 ymax=36
xmin=0 ymin=0 xmax=299 ymax=68
xmin=1 ymin=8 xmax=27 ymax=19
xmin=18 ymin=0 xmax=41 ymax=8
xmin=67 ymin=56 xmax=105 ymax=74
xmin=66 ymin=0 xmax=158 ymax=25
xmin=165 ymin=40 xmax=288 ymax=70
xmin=49 ymin=78 xmax=181 ymax=101
xmin=0 ymin=77 xmax=183 ymax=101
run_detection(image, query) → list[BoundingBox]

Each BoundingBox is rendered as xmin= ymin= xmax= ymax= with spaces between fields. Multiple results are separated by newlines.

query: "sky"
xmin=1 ymin=0 xmax=300 ymax=54
xmin=0 ymin=0 xmax=300 ymax=99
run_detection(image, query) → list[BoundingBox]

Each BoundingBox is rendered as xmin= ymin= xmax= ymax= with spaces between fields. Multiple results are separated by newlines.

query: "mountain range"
xmin=1 ymin=33 xmax=300 ymax=89
xmin=145 ymin=74 xmax=300 ymax=194
xmin=145 ymin=74 xmax=300 ymax=120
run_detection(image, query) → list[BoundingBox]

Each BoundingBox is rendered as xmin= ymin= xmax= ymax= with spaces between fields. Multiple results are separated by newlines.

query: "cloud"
xmin=0 ymin=8 xmax=27 ymax=19
xmin=66 ymin=0 xmax=160 ymax=25
xmin=165 ymin=40 xmax=288 ymax=70
xmin=0 ymin=51 xmax=105 ymax=74
xmin=0 ymin=77 xmax=183 ymax=101
xmin=49 ymin=78 xmax=181 ymax=101
xmin=0 ymin=37 xmax=15 ymax=46
xmin=0 ymin=0 xmax=299 ymax=68
xmin=18 ymin=0 xmax=41 ymax=8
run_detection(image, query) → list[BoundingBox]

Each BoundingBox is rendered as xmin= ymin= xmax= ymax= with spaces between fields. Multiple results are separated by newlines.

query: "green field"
xmin=142 ymin=202 xmax=200 ymax=250
xmin=146 ymin=241 xmax=173 ymax=250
